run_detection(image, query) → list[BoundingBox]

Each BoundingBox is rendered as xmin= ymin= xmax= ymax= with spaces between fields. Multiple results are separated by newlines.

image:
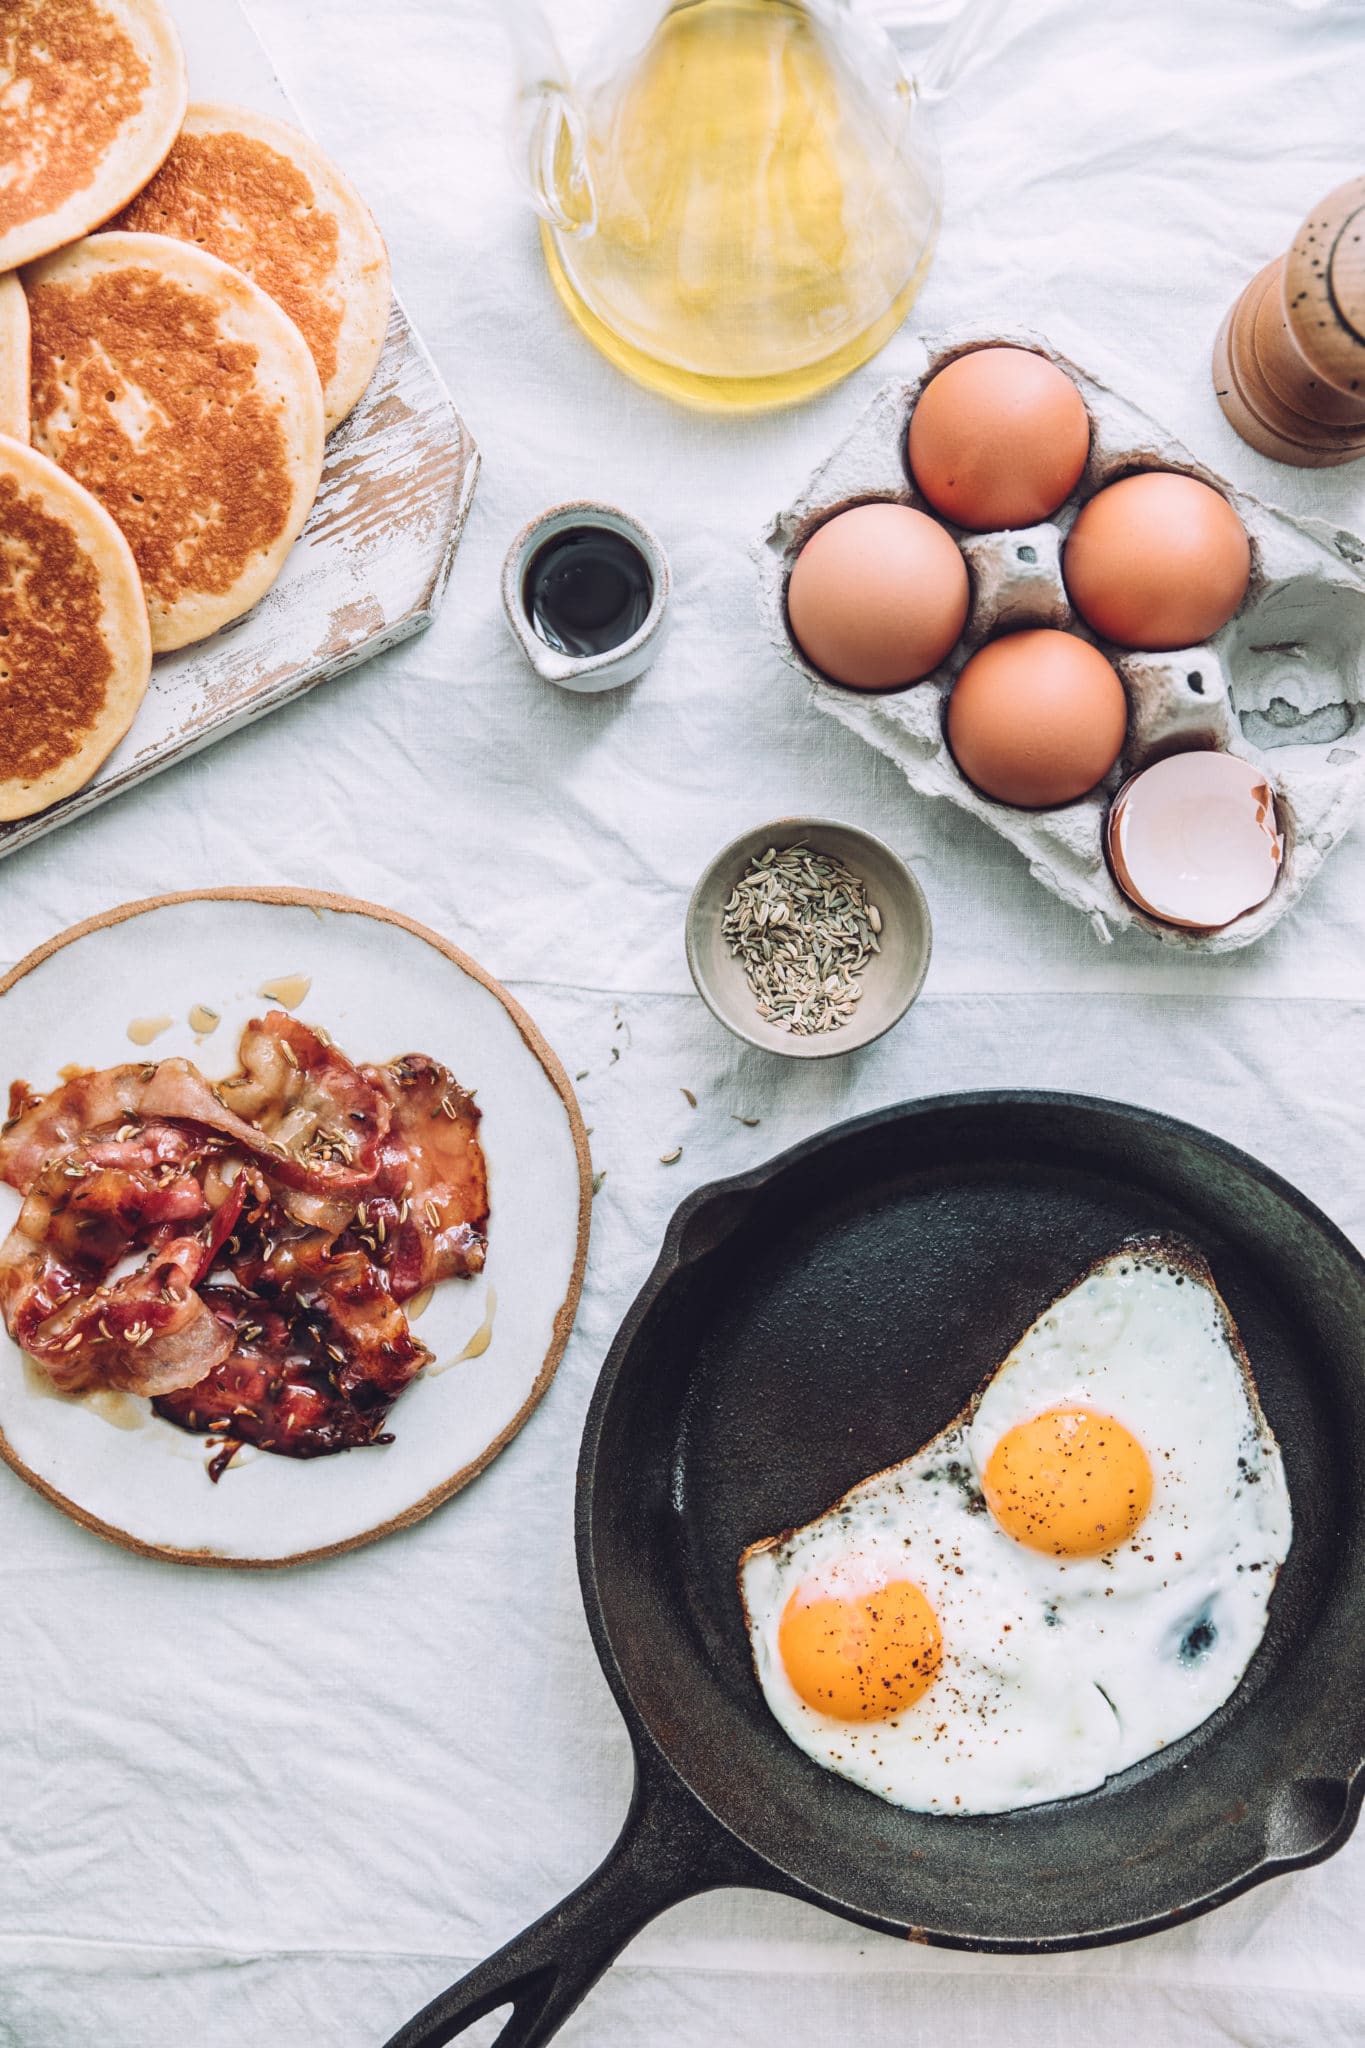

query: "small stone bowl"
xmin=501 ymin=500 xmax=672 ymax=692
xmin=685 ymin=818 xmax=932 ymax=1060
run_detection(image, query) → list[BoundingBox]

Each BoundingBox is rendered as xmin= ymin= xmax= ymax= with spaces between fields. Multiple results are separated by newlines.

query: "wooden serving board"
xmin=0 ymin=0 xmax=478 ymax=864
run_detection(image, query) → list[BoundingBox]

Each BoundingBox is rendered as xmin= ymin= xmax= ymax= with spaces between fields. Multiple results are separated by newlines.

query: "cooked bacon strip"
xmin=0 ymin=1062 xmax=281 ymax=1194
xmin=218 ymin=1191 xmax=430 ymax=1404
xmin=354 ymin=1055 xmax=488 ymax=1301
xmin=0 ymin=1125 xmax=213 ymax=1346
xmin=304 ymin=1248 xmax=431 ymax=1401
xmin=0 ymin=1135 xmax=244 ymax=1398
xmin=154 ymin=1289 xmax=411 ymax=1462
xmin=217 ymin=1012 xmax=388 ymax=1226
xmin=21 ymin=1122 xmax=210 ymax=1273
xmin=0 ymin=1206 xmax=85 ymax=1352
xmin=2 ymin=1080 xmax=40 ymax=1140
xmin=3 ymin=1220 xmax=237 ymax=1396
xmin=0 ymin=1041 xmax=385 ymax=1222
xmin=155 ymin=1240 xmax=430 ymax=1459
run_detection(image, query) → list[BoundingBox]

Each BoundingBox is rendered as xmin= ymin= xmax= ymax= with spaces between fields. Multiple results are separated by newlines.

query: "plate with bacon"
xmin=0 ymin=889 xmax=590 ymax=1566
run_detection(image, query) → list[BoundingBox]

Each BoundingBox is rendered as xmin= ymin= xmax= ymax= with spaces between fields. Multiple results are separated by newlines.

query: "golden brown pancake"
xmin=0 ymin=0 xmax=187 ymax=273
xmin=24 ymin=232 xmax=325 ymax=653
xmin=0 ymin=435 xmax=151 ymax=821
xmin=0 ymin=278 xmax=29 ymax=442
xmin=110 ymin=102 xmax=392 ymax=433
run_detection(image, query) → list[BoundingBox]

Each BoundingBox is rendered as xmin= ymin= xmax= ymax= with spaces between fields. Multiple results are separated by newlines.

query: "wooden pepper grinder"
xmin=1215 ymin=175 xmax=1365 ymax=467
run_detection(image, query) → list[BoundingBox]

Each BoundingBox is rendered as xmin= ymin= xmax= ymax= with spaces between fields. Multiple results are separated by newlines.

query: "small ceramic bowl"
xmin=502 ymin=499 xmax=672 ymax=692
xmin=686 ymin=818 xmax=932 ymax=1059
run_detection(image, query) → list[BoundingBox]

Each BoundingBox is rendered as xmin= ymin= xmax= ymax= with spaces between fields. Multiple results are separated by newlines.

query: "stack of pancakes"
xmin=0 ymin=0 xmax=392 ymax=821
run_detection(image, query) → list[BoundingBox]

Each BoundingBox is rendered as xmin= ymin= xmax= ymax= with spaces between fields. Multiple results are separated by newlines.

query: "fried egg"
xmin=739 ymin=1243 xmax=1292 ymax=1816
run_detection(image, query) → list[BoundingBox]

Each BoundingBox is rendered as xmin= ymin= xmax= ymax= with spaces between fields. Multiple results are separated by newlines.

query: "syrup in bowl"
xmin=523 ymin=525 xmax=653 ymax=658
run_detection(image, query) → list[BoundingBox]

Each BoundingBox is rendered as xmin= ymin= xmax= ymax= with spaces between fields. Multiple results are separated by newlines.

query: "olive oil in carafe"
xmin=542 ymin=0 xmax=940 ymax=411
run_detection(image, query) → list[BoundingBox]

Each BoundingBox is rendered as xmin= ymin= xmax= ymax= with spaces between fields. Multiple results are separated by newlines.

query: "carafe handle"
xmin=506 ymin=3 xmax=597 ymax=236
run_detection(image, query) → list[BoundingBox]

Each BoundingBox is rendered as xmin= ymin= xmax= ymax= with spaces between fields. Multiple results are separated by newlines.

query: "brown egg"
xmin=786 ymin=503 xmax=969 ymax=690
xmin=1064 ymin=473 xmax=1251 ymax=650
xmin=946 ymin=629 xmax=1128 ymax=808
xmin=908 ymin=348 xmax=1091 ymax=532
xmin=1107 ymin=751 xmax=1282 ymax=929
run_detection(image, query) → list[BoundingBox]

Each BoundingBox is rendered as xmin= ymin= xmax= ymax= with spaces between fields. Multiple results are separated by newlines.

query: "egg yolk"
xmin=982 ymin=1405 xmax=1152 ymax=1557
xmin=779 ymin=1579 xmax=942 ymax=1721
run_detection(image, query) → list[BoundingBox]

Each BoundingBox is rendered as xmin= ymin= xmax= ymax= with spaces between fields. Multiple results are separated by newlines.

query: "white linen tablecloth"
xmin=3 ymin=0 xmax=1365 ymax=2041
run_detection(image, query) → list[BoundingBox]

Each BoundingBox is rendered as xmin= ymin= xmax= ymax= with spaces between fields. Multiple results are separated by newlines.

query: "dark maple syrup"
xmin=523 ymin=525 xmax=652 ymax=659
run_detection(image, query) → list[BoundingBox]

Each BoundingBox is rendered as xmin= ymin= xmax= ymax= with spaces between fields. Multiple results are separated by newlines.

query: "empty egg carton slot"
xmin=754 ymin=327 xmax=1365 ymax=953
xmin=1222 ymin=574 xmax=1365 ymax=754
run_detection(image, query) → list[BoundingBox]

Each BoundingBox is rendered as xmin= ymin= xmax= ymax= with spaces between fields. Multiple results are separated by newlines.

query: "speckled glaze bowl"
xmin=685 ymin=817 xmax=932 ymax=1060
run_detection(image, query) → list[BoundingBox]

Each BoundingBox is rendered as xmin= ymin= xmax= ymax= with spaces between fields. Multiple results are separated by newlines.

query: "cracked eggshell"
xmin=1107 ymin=753 xmax=1283 ymax=930
xmin=754 ymin=327 xmax=1365 ymax=953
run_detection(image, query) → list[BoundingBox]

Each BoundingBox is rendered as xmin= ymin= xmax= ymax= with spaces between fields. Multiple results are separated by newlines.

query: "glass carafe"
xmin=510 ymin=0 xmax=1002 ymax=411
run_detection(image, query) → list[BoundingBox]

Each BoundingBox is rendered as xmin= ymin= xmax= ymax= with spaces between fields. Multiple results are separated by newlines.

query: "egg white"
xmin=739 ymin=1243 xmax=1292 ymax=1816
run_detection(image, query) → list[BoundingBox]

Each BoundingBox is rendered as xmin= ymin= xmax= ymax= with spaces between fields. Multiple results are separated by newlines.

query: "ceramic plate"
xmin=0 ymin=890 xmax=590 ymax=1567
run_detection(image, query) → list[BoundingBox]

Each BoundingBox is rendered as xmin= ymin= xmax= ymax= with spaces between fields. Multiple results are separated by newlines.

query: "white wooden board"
xmin=0 ymin=0 xmax=479 ymax=863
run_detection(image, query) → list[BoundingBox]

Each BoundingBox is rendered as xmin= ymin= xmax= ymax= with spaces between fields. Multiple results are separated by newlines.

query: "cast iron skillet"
xmin=386 ymin=1092 xmax=1365 ymax=2048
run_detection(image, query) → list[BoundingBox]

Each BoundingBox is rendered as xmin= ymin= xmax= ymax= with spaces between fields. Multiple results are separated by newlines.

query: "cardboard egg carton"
xmin=754 ymin=328 xmax=1365 ymax=951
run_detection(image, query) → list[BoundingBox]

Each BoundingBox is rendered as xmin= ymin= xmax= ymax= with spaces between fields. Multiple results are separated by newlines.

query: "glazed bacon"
xmin=0 ymin=1015 xmax=487 ymax=1462
xmin=17 ymin=1234 xmax=237 ymax=1397
xmin=153 ymin=1283 xmax=429 ymax=1461
xmin=216 ymin=1012 xmax=389 ymax=1227
xmin=0 ymin=1061 xmax=280 ymax=1192
xmin=0 ymin=1168 xmax=244 ymax=1397
xmin=356 ymin=1055 xmax=489 ymax=1301
xmin=218 ymin=1188 xmax=432 ymax=1401
xmin=17 ymin=1121 xmax=212 ymax=1273
xmin=0 ymin=1025 xmax=387 ymax=1221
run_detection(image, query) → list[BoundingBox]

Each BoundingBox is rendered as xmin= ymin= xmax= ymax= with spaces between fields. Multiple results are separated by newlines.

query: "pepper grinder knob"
xmin=1283 ymin=176 xmax=1365 ymax=398
xmin=1215 ymin=173 xmax=1365 ymax=468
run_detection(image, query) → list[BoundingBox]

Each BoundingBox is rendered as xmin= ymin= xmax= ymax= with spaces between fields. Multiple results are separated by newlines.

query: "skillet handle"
xmin=382 ymin=1749 xmax=758 ymax=2048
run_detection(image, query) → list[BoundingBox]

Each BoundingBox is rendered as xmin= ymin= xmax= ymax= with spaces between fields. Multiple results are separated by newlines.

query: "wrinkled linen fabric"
xmin=2 ymin=0 xmax=1365 ymax=2042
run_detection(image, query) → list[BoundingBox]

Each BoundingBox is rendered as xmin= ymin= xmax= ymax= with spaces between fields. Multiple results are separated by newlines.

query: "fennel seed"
xmin=721 ymin=844 xmax=880 ymax=1036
